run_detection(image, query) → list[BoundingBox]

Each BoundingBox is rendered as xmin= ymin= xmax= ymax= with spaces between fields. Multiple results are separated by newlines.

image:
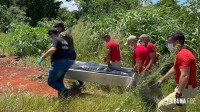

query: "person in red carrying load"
xmin=158 ymin=31 xmax=198 ymax=112
xmin=125 ymin=35 xmax=156 ymax=105
xmin=139 ymin=34 xmax=156 ymax=69
xmin=139 ymin=34 xmax=163 ymax=99
xmin=37 ymin=28 xmax=72 ymax=98
xmin=103 ymin=34 xmax=122 ymax=67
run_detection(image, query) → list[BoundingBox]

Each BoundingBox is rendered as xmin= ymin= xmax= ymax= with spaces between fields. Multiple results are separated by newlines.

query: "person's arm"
xmin=106 ymin=48 xmax=111 ymax=64
xmin=177 ymin=68 xmax=190 ymax=93
xmin=41 ymin=47 xmax=57 ymax=59
xmin=161 ymin=66 xmax=176 ymax=81
xmin=157 ymin=66 xmax=176 ymax=87
xmin=176 ymin=54 xmax=191 ymax=93
xmin=38 ymin=47 xmax=56 ymax=65
xmin=132 ymin=60 xmax=142 ymax=72
xmin=38 ymin=38 xmax=58 ymax=66
xmin=132 ymin=48 xmax=142 ymax=72
xmin=146 ymin=44 xmax=156 ymax=69
xmin=146 ymin=53 xmax=155 ymax=69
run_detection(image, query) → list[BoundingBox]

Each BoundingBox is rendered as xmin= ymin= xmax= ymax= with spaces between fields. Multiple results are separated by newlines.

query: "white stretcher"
xmin=65 ymin=61 xmax=133 ymax=87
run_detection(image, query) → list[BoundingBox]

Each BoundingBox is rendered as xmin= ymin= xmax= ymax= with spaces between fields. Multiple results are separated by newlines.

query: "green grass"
xmin=1 ymin=82 xmax=199 ymax=112
xmin=1 ymin=23 xmax=199 ymax=111
xmin=0 ymin=55 xmax=199 ymax=112
xmin=0 ymin=2 xmax=199 ymax=111
xmin=0 ymin=20 xmax=199 ymax=112
xmin=17 ymin=56 xmax=51 ymax=68
xmin=0 ymin=92 xmax=69 ymax=112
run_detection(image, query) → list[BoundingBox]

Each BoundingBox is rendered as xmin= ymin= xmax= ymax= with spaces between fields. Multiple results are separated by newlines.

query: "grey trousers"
xmin=128 ymin=72 xmax=163 ymax=103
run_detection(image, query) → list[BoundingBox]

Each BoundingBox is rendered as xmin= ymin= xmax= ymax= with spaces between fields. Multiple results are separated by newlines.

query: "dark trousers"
xmin=48 ymin=59 xmax=71 ymax=96
xmin=69 ymin=50 xmax=83 ymax=86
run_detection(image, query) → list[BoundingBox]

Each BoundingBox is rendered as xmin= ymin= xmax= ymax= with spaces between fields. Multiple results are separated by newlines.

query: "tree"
xmin=0 ymin=0 xmax=20 ymax=7
xmin=0 ymin=5 xmax=27 ymax=32
xmin=156 ymin=0 xmax=179 ymax=8
xmin=0 ymin=0 xmax=62 ymax=26
xmin=69 ymin=0 xmax=144 ymax=16
xmin=18 ymin=0 xmax=62 ymax=26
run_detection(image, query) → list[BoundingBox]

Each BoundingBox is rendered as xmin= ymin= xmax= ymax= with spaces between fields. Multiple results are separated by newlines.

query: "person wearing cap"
xmin=103 ymin=34 xmax=122 ymax=67
xmin=157 ymin=32 xmax=198 ymax=112
xmin=37 ymin=28 xmax=71 ymax=97
xmin=139 ymin=34 xmax=156 ymax=70
xmin=139 ymin=34 xmax=163 ymax=98
xmin=125 ymin=35 xmax=156 ymax=104
xmin=54 ymin=23 xmax=84 ymax=88
xmin=54 ymin=23 xmax=77 ymax=61
xmin=54 ymin=23 xmax=65 ymax=33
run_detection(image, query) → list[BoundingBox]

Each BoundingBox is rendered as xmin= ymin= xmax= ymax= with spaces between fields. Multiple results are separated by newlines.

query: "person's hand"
xmin=131 ymin=68 xmax=138 ymax=73
xmin=104 ymin=56 xmax=107 ymax=63
xmin=175 ymin=92 xmax=183 ymax=106
xmin=157 ymin=78 xmax=163 ymax=88
xmin=131 ymin=68 xmax=135 ymax=73
xmin=144 ymin=64 xmax=150 ymax=70
xmin=38 ymin=57 xmax=44 ymax=66
xmin=107 ymin=62 xmax=112 ymax=66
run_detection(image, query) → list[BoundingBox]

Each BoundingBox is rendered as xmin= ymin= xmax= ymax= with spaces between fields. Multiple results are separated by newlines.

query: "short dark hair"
xmin=170 ymin=31 xmax=185 ymax=45
xmin=103 ymin=34 xmax=111 ymax=39
xmin=54 ymin=23 xmax=65 ymax=29
xmin=48 ymin=28 xmax=58 ymax=35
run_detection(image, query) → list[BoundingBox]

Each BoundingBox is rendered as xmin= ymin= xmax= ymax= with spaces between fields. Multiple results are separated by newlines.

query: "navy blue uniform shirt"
xmin=51 ymin=36 xmax=69 ymax=62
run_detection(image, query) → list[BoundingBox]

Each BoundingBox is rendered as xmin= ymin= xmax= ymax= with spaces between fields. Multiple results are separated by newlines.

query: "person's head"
xmin=48 ymin=28 xmax=59 ymax=39
xmin=139 ymin=34 xmax=149 ymax=46
xmin=167 ymin=31 xmax=185 ymax=51
xmin=54 ymin=23 xmax=65 ymax=33
xmin=125 ymin=35 xmax=138 ymax=49
xmin=103 ymin=34 xmax=111 ymax=42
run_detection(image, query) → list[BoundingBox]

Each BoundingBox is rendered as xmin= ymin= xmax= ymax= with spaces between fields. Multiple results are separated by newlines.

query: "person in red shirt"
xmin=103 ymin=34 xmax=122 ymax=67
xmin=139 ymin=34 xmax=156 ymax=68
xmin=139 ymin=34 xmax=163 ymax=99
xmin=125 ymin=35 xmax=156 ymax=104
xmin=158 ymin=32 xmax=198 ymax=112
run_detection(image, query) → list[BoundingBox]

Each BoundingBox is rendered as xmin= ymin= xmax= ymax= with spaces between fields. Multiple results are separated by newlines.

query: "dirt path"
xmin=0 ymin=56 xmax=57 ymax=96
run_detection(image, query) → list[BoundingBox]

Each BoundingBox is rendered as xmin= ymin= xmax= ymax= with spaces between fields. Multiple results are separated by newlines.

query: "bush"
xmin=77 ymin=2 xmax=200 ymax=79
xmin=0 ymin=5 xmax=29 ymax=33
xmin=0 ymin=22 xmax=50 ymax=56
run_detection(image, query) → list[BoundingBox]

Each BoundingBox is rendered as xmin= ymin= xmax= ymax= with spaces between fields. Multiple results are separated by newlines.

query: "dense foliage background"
xmin=0 ymin=0 xmax=199 ymax=111
xmin=1 ymin=0 xmax=199 ymax=74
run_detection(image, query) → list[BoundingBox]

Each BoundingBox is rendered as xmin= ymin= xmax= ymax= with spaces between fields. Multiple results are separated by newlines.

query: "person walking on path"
xmin=103 ymin=34 xmax=122 ymax=67
xmin=139 ymin=34 xmax=163 ymax=99
xmin=157 ymin=31 xmax=198 ymax=112
xmin=125 ymin=35 xmax=156 ymax=104
xmin=54 ymin=23 xmax=84 ymax=87
xmin=38 ymin=28 xmax=71 ymax=97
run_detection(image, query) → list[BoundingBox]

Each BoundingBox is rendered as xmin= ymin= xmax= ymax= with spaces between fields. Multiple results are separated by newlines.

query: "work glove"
xmin=157 ymin=78 xmax=163 ymax=88
xmin=175 ymin=92 xmax=183 ymax=106
xmin=38 ymin=57 xmax=44 ymax=66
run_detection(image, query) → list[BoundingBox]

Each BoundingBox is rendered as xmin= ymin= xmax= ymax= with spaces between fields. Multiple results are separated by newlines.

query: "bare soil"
xmin=0 ymin=56 xmax=57 ymax=96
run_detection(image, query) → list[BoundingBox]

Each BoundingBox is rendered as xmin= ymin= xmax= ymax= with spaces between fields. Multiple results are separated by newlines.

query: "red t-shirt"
xmin=174 ymin=48 xmax=197 ymax=88
xmin=132 ymin=45 xmax=149 ymax=73
xmin=106 ymin=39 xmax=121 ymax=62
xmin=146 ymin=42 xmax=156 ymax=65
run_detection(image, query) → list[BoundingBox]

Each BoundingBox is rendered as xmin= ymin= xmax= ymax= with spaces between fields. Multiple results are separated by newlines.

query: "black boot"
xmin=58 ymin=88 xmax=70 ymax=98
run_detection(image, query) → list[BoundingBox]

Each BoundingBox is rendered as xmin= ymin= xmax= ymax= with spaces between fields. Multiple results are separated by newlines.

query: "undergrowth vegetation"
xmin=0 ymin=0 xmax=199 ymax=112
